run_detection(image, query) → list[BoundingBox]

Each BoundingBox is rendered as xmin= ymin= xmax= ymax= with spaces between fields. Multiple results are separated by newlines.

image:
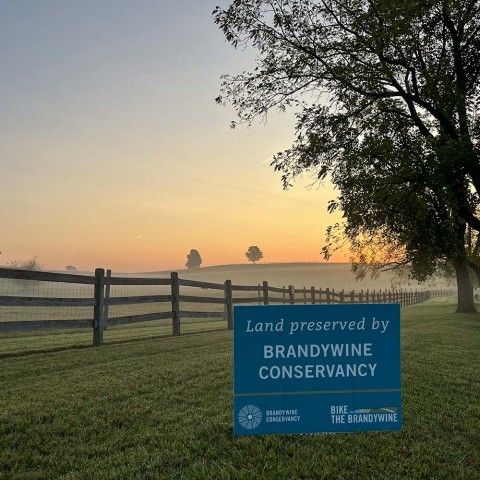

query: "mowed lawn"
xmin=1 ymin=304 xmax=479 ymax=480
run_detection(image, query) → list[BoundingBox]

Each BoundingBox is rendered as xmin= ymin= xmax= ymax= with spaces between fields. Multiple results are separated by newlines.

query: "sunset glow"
xmin=0 ymin=1 xmax=345 ymax=271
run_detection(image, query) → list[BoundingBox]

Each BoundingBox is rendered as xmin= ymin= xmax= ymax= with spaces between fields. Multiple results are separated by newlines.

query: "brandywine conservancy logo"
xmin=238 ymin=405 xmax=262 ymax=429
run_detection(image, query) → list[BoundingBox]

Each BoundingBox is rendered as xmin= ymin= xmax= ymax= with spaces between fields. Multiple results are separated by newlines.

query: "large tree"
xmin=214 ymin=0 xmax=480 ymax=312
xmin=320 ymin=116 xmax=474 ymax=285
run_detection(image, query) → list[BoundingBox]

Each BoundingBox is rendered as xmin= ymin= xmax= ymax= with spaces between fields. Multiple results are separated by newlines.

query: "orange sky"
xmin=0 ymin=1 xmax=346 ymax=272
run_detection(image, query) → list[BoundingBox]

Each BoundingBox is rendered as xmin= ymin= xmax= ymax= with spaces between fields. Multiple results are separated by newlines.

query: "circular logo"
xmin=238 ymin=405 xmax=262 ymax=429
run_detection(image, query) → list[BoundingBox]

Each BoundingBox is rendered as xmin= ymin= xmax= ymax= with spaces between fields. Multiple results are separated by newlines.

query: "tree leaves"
xmin=215 ymin=0 xmax=480 ymax=284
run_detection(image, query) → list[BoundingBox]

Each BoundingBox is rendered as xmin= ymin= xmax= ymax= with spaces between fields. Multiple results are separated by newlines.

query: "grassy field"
xmin=1 ymin=302 xmax=479 ymax=480
xmin=138 ymin=263 xmax=452 ymax=291
xmin=0 ymin=318 xmax=225 ymax=358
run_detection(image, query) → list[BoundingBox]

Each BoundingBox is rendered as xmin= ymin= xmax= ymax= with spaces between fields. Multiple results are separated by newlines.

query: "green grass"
xmin=1 ymin=303 xmax=479 ymax=479
xmin=0 ymin=319 xmax=225 ymax=357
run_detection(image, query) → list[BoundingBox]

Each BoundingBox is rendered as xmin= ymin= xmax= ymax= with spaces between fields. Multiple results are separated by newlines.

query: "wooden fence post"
xmin=225 ymin=280 xmax=233 ymax=330
xmin=282 ymin=286 xmax=286 ymax=304
xmin=103 ymin=269 xmax=111 ymax=329
xmin=263 ymin=281 xmax=269 ymax=305
xmin=93 ymin=268 xmax=105 ymax=346
xmin=289 ymin=285 xmax=295 ymax=304
xmin=351 ymin=290 xmax=355 ymax=303
xmin=359 ymin=289 xmax=364 ymax=303
xmin=258 ymin=284 xmax=262 ymax=305
xmin=340 ymin=289 xmax=344 ymax=303
xmin=171 ymin=272 xmax=180 ymax=336
xmin=326 ymin=288 xmax=330 ymax=304
xmin=311 ymin=286 xmax=316 ymax=304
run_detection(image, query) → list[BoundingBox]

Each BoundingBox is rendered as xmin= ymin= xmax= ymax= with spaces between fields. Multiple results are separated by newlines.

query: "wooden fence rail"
xmin=0 ymin=267 xmax=456 ymax=346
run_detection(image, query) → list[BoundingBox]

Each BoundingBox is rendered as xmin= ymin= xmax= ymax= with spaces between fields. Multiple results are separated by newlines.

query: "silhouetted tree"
xmin=215 ymin=1 xmax=480 ymax=313
xmin=7 ymin=257 xmax=42 ymax=271
xmin=65 ymin=265 xmax=77 ymax=272
xmin=246 ymin=246 xmax=263 ymax=264
xmin=185 ymin=249 xmax=202 ymax=269
xmin=5 ymin=256 xmax=42 ymax=289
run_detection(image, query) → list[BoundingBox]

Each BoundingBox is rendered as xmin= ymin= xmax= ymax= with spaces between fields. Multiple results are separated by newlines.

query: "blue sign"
xmin=233 ymin=304 xmax=401 ymax=436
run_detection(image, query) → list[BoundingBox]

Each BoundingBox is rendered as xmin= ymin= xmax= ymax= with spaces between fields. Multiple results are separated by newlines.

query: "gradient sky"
xmin=0 ymin=0 xmax=343 ymax=271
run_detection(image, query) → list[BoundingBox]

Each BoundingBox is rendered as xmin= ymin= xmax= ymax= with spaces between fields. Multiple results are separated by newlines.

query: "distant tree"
xmin=65 ymin=265 xmax=77 ymax=272
xmin=6 ymin=256 xmax=42 ymax=289
xmin=7 ymin=257 xmax=42 ymax=271
xmin=185 ymin=249 xmax=202 ymax=269
xmin=246 ymin=246 xmax=263 ymax=264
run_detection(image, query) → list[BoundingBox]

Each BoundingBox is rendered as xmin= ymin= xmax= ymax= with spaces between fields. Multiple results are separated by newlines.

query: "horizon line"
xmin=48 ymin=261 xmax=353 ymax=274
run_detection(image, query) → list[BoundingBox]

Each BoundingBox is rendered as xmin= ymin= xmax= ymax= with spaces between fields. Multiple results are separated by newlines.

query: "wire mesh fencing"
xmin=0 ymin=267 xmax=456 ymax=355
xmin=0 ymin=277 xmax=94 ymax=323
xmin=102 ymin=278 xmax=173 ymax=344
xmin=0 ymin=270 xmax=96 ymax=354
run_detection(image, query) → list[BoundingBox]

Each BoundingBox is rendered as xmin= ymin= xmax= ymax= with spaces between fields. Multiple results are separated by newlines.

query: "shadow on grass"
xmin=0 ymin=324 xmax=228 ymax=359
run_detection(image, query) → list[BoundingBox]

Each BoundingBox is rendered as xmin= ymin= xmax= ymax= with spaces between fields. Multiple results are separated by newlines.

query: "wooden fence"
xmin=0 ymin=267 xmax=455 ymax=346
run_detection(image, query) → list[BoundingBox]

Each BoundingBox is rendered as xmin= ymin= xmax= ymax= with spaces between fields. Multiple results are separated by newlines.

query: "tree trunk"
xmin=454 ymin=259 xmax=476 ymax=313
xmin=467 ymin=262 xmax=480 ymax=287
